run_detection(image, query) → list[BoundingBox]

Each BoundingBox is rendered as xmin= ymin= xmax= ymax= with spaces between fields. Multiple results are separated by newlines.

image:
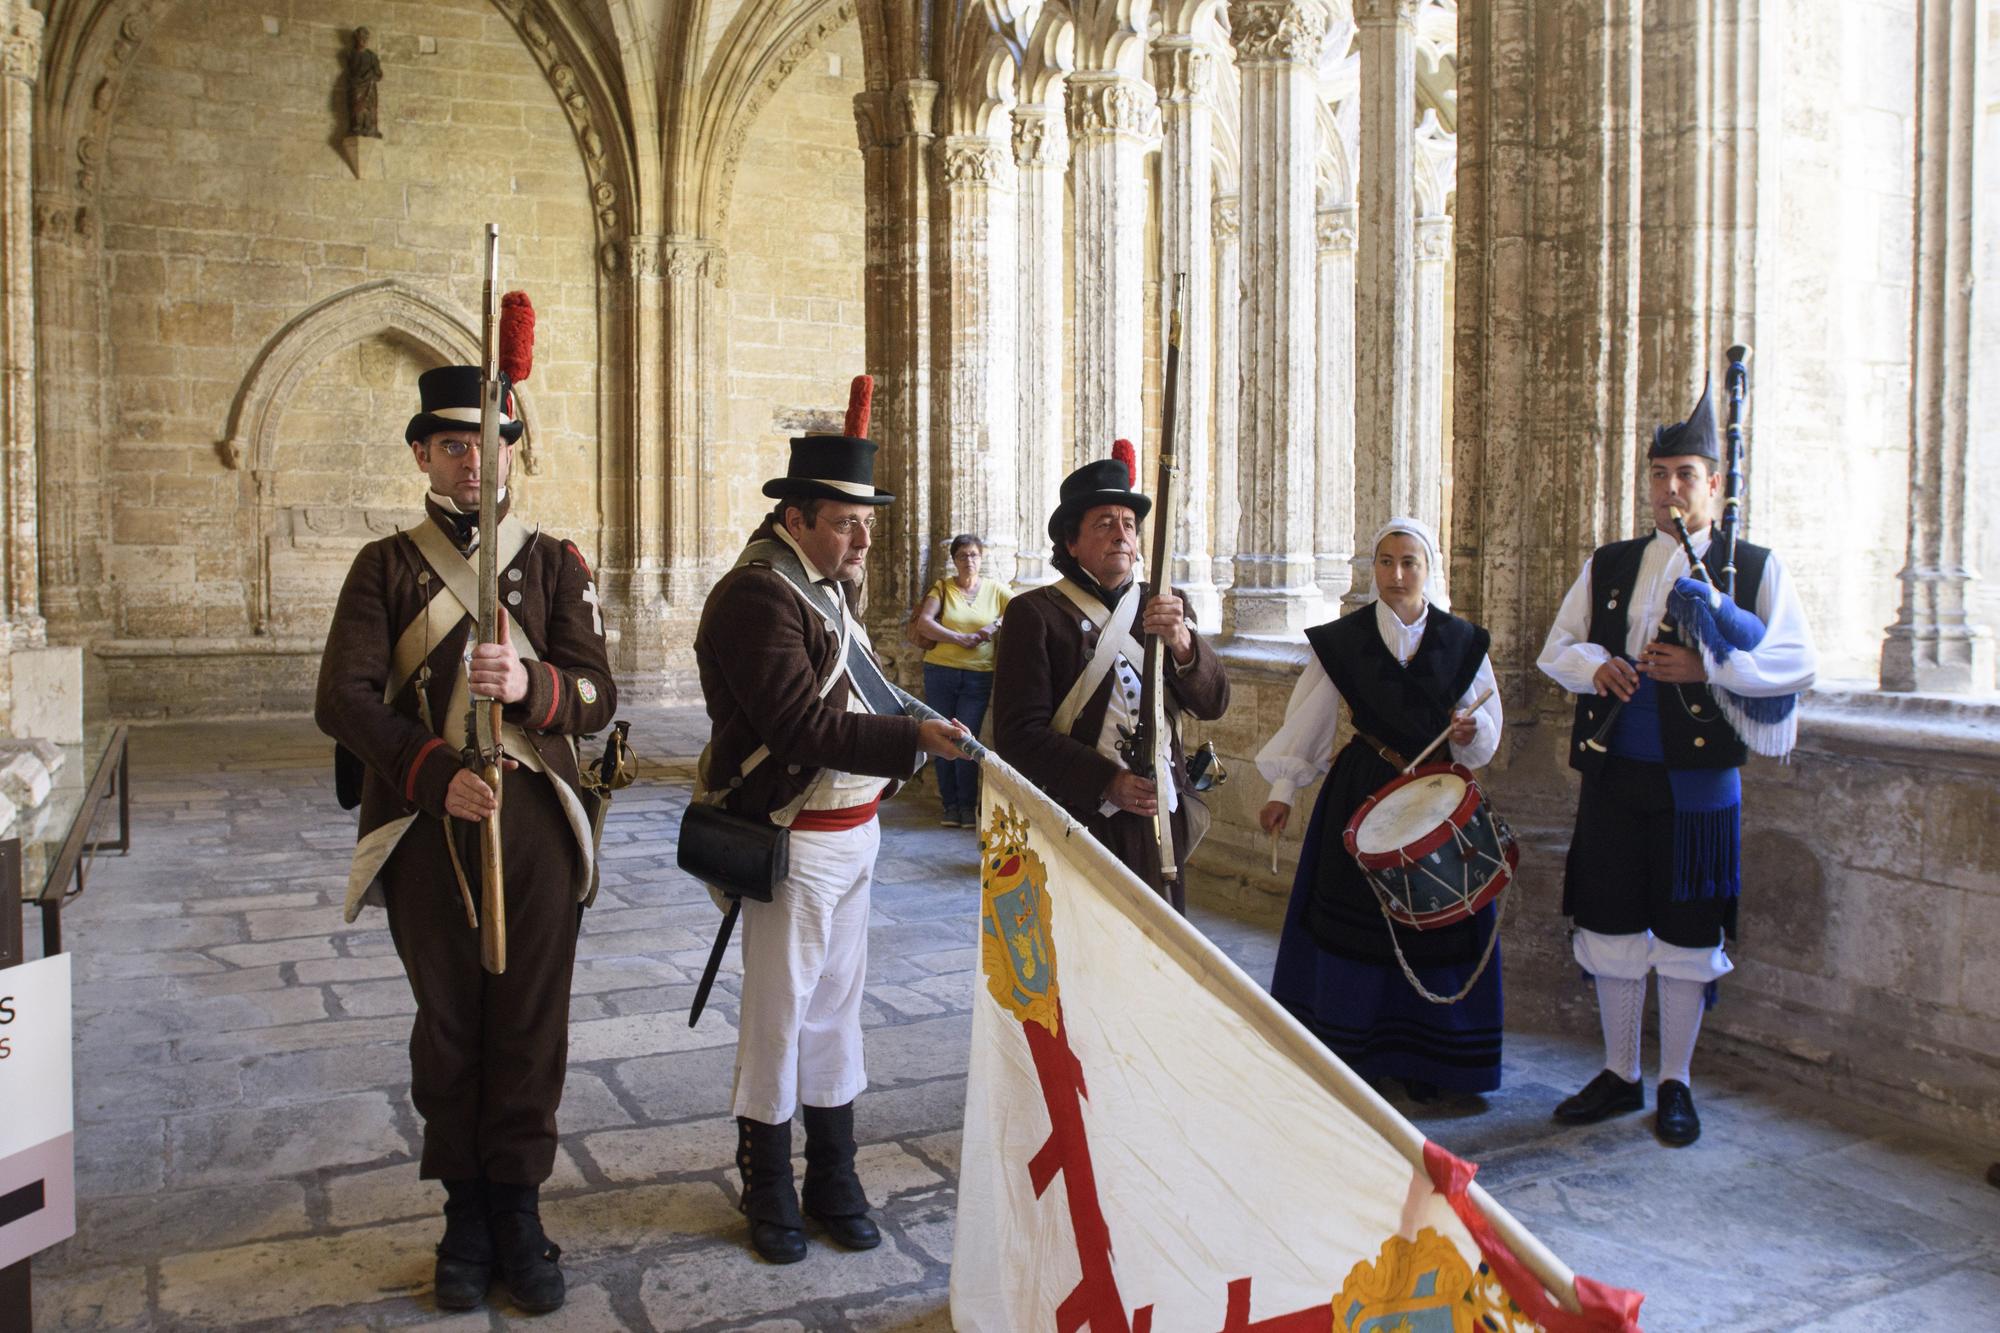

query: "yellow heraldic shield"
xmin=978 ymin=805 xmax=1061 ymax=1036
xmin=1336 ymin=1226 xmax=1537 ymax=1333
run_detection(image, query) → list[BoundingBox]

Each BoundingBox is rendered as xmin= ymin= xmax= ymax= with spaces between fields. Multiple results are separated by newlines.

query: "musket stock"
xmin=1134 ymin=275 xmax=1187 ymax=911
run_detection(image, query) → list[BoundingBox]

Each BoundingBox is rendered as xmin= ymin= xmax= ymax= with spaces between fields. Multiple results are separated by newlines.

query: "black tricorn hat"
xmin=1048 ymin=443 xmax=1152 ymax=544
xmin=405 ymin=366 xmax=525 ymax=445
xmin=1650 ymin=374 xmax=1719 ymax=462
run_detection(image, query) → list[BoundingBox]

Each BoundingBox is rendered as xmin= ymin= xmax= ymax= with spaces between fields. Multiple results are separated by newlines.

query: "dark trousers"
xmin=922 ymin=663 xmax=993 ymax=808
xmin=1563 ymin=756 xmax=1735 ymax=948
xmin=382 ymin=774 xmax=582 ymax=1184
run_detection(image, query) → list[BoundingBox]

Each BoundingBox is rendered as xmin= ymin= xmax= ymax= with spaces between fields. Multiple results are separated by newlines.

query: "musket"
xmin=472 ymin=223 xmax=507 ymax=975
xmin=1721 ymin=344 xmax=1751 ymax=597
xmin=1117 ymin=274 xmax=1187 ymax=914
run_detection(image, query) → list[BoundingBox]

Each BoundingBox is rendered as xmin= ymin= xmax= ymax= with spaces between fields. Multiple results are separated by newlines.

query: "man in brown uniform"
xmin=694 ymin=391 xmax=968 ymax=1264
xmin=992 ymin=449 xmax=1231 ymax=906
xmin=316 ymin=364 xmax=616 ymax=1315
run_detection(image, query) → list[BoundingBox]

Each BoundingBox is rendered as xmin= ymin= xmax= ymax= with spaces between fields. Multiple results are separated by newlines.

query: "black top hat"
xmin=1047 ymin=452 xmax=1152 ymax=544
xmin=1650 ymin=374 xmax=1719 ymax=462
xmin=406 ymin=366 xmax=525 ymax=445
xmin=763 ymin=435 xmax=895 ymax=506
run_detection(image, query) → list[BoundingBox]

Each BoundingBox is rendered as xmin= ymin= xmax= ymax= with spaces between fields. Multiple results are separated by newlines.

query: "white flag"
xmin=951 ymin=755 xmax=1645 ymax=1333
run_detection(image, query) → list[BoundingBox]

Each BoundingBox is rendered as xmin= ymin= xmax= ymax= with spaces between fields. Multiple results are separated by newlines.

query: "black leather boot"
xmin=737 ymin=1116 xmax=808 ymax=1264
xmin=432 ymin=1178 xmax=493 ymax=1311
xmin=802 ymin=1102 xmax=881 ymax=1251
xmin=486 ymin=1182 xmax=565 ymax=1314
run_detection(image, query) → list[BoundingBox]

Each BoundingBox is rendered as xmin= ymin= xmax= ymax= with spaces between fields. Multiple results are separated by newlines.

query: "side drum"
xmin=1341 ymin=762 xmax=1517 ymax=931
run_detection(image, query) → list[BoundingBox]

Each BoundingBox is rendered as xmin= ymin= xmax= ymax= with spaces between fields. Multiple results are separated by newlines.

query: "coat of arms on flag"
xmin=953 ymin=755 xmax=1646 ymax=1333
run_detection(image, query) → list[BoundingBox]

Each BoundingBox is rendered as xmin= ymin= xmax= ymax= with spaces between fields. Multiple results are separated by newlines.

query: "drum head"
xmin=1353 ymin=771 xmax=1470 ymax=855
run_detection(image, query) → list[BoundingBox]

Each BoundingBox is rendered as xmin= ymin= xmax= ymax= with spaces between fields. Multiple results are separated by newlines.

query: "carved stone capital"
xmin=623 ymin=234 xmax=660 ymax=279
xmin=1066 ymin=74 xmax=1158 ymax=142
xmin=937 ymin=137 xmax=1013 ymax=189
xmin=1317 ymin=206 xmax=1357 ymax=254
xmin=1011 ymin=108 xmax=1067 ymax=168
xmin=1212 ymin=195 xmax=1242 ymax=241
xmin=896 ymin=80 xmax=939 ymax=139
xmin=663 ymin=238 xmax=718 ymax=282
xmin=853 ymin=90 xmax=891 ymax=151
xmin=1228 ymin=1 xmax=1328 ymax=64
xmin=1151 ymin=40 xmax=1217 ymax=102
xmin=1414 ymin=214 xmax=1452 ymax=260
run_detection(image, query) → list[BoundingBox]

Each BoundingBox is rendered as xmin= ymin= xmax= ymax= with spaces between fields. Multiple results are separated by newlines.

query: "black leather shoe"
xmin=1401 ymin=1078 xmax=1442 ymax=1105
xmin=432 ymin=1179 xmax=492 ymax=1311
xmin=1553 ymin=1070 xmax=1644 ymax=1124
xmin=750 ymin=1218 xmax=810 ymax=1264
xmin=487 ymin=1183 xmax=565 ymax=1314
xmin=811 ymin=1209 xmax=882 ymax=1250
xmin=1655 ymin=1079 xmax=1701 ymax=1146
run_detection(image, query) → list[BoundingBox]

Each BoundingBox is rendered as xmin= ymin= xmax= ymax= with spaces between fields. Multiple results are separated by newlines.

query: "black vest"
xmin=1568 ymin=536 xmax=1770 ymax=773
xmin=1306 ymin=603 xmax=1490 ymax=757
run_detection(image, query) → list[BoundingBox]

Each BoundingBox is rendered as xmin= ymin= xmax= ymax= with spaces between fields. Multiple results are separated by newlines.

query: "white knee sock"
xmin=1594 ymin=975 xmax=1646 ymax=1083
xmin=1657 ymin=976 xmax=1706 ymax=1088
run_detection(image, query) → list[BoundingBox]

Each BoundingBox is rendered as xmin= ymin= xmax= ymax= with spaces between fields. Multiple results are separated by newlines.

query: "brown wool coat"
xmin=694 ymin=521 xmax=921 ymax=820
xmin=992 ymin=580 xmax=1231 ymax=889
xmin=315 ymin=503 xmax=618 ymax=902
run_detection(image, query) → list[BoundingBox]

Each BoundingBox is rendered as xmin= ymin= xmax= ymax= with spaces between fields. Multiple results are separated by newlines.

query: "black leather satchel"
xmin=677 ymin=801 xmax=785 ymax=903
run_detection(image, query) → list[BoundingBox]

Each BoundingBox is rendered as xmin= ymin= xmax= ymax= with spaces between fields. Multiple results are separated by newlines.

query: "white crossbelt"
xmin=1050 ymin=577 xmax=1146 ymax=736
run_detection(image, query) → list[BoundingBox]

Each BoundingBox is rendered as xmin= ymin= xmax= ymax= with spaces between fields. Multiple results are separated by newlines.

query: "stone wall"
xmin=89 ymin=0 xmax=601 ymax=716
xmin=713 ymin=21 xmax=868 ymax=555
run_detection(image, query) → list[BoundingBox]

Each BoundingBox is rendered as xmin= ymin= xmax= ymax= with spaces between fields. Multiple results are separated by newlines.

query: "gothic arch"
xmin=215 ymin=280 xmax=536 ymax=477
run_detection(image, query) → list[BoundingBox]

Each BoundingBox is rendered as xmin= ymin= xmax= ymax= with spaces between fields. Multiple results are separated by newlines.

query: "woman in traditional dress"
xmin=1257 ymin=517 xmax=1505 ymax=1102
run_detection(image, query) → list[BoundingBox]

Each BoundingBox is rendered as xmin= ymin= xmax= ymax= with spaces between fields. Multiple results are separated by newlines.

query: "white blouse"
xmin=1255 ymin=600 xmax=1504 ymax=807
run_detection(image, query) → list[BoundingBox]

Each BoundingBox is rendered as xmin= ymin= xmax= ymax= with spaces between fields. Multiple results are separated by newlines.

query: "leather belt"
xmin=1350 ymin=727 xmax=1410 ymax=771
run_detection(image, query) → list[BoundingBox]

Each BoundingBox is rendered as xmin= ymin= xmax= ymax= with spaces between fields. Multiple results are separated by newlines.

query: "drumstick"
xmin=1402 ymin=686 xmax=1496 ymax=774
xmin=1269 ymin=824 xmax=1281 ymax=876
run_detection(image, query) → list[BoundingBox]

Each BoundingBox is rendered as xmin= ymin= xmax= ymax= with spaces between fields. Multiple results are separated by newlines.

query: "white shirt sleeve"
xmin=1447 ymin=655 xmax=1504 ymax=769
xmin=1538 ymin=557 xmax=1612 ymax=695
xmin=1705 ymin=551 xmax=1818 ymax=697
xmin=1255 ymin=653 xmax=1342 ymax=806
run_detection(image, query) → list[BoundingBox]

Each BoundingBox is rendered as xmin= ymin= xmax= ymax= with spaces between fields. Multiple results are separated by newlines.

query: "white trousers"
xmin=1573 ymin=926 xmax=1733 ymax=984
xmin=730 ymin=820 xmax=877 ymax=1124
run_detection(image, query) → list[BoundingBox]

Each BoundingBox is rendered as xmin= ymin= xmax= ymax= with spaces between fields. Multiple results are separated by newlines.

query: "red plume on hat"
xmin=499 ymin=291 xmax=534 ymax=417
xmin=1112 ymin=437 xmax=1137 ymax=486
xmin=844 ymin=374 xmax=873 ymax=438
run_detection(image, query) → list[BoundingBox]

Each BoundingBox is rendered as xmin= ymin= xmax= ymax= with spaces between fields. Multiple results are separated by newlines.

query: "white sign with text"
xmin=0 ymin=952 xmax=76 ymax=1269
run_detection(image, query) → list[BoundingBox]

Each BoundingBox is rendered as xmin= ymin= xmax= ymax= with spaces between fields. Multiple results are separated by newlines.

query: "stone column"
xmin=1452 ymin=0 xmax=1642 ymax=703
xmin=1351 ymin=0 xmax=1417 ymax=601
xmin=1227 ymin=2 xmax=1324 ymax=636
xmin=1881 ymin=0 xmax=1993 ymax=692
xmin=933 ymin=134 xmax=1019 ymax=581
xmin=1012 ymin=101 xmax=1068 ymax=586
xmin=662 ymin=238 xmax=719 ymax=603
xmin=1409 ymin=213 xmax=1451 ymax=533
xmin=1315 ymin=204 xmax=1357 ymax=607
xmin=1210 ymin=194 xmax=1241 ymax=602
xmin=0 ymin=2 xmax=41 ymax=644
xmin=1067 ymin=71 xmax=1155 ymax=464
xmin=1153 ymin=35 xmax=1221 ymax=626
xmin=856 ymin=82 xmax=937 ymax=634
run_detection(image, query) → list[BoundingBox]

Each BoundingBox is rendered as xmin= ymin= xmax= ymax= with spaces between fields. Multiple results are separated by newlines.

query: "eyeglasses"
xmin=424 ymin=438 xmax=508 ymax=459
xmin=825 ymin=515 xmax=876 ymax=536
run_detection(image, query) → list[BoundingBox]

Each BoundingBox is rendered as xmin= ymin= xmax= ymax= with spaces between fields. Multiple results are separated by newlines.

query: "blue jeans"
xmin=922 ymin=663 xmax=993 ymax=810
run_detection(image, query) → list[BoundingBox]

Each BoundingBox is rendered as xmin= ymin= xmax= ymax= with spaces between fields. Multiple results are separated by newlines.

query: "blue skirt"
xmin=1269 ymin=778 xmax=1504 ymax=1094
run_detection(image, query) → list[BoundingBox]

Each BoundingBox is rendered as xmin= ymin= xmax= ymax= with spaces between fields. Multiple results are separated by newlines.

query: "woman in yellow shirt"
xmin=912 ymin=534 xmax=1010 ymax=827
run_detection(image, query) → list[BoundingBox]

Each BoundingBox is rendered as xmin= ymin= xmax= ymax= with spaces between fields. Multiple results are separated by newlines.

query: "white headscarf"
xmin=1368 ymin=515 xmax=1449 ymax=611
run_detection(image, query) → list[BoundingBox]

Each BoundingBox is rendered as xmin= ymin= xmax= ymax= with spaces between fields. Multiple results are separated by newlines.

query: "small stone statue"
xmin=347 ymin=28 xmax=383 ymax=139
